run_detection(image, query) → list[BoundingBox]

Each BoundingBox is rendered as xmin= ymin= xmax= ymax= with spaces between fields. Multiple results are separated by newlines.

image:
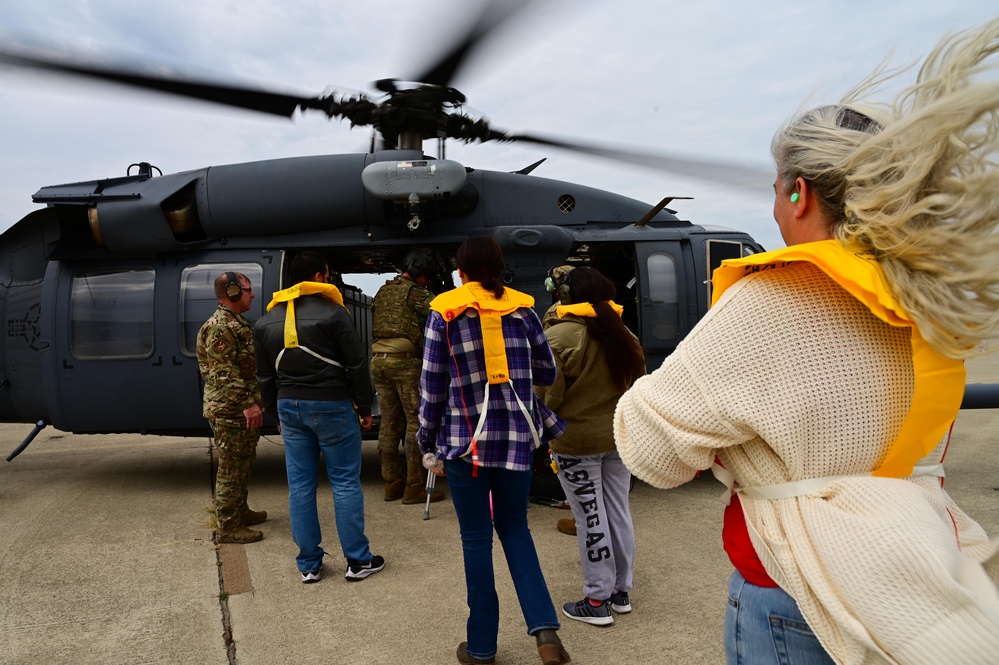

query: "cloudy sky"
xmin=0 ymin=0 xmax=995 ymax=258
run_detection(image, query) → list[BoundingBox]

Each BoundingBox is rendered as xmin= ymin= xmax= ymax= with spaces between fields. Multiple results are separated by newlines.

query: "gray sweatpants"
xmin=554 ymin=450 xmax=635 ymax=601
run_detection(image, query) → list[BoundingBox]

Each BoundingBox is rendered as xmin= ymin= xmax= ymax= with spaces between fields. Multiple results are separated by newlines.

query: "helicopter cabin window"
xmin=705 ymin=240 xmax=752 ymax=307
xmin=71 ymin=268 xmax=155 ymax=359
xmin=179 ymin=263 xmax=264 ymax=356
xmin=646 ymin=252 xmax=679 ymax=340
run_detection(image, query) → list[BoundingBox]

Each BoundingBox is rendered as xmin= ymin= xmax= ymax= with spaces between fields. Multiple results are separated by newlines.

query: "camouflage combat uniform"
xmin=196 ymin=303 xmax=262 ymax=532
xmin=370 ymin=274 xmax=433 ymax=488
xmin=542 ymin=265 xmax=575 ymax=330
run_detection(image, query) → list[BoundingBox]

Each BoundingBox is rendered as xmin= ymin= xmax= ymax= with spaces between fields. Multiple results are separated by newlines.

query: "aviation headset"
xmin=224 ymin=271 xmax=243 ymax=302
xmin=403 ymin=250 xmax=433 ymax=280
xmin=545 ymin=265 xmax=574 ymax=304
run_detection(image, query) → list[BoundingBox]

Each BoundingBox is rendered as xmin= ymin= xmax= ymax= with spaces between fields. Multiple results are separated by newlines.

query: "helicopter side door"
xmin=634 ymin=241 xmax=698 ymax=371
xmin=42 ymin=251 xmax=280 ymax=434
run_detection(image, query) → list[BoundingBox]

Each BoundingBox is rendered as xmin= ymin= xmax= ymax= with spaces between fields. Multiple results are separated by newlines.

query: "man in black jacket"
xmin=254 ymin=250 xmax=384 ymax=584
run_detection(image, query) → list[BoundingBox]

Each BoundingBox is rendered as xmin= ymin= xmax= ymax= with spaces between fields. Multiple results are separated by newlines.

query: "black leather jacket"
xmin=254 ymin=294 xmax=374 ymax=416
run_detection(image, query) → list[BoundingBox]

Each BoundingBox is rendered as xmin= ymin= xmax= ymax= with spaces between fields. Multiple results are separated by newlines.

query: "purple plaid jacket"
xmin=417 ymin=306 xmax=565 ymax=471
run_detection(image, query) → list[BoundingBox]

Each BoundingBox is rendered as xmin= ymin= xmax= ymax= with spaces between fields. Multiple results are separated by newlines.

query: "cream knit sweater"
xmin=614 ymin=262 xmax=999 ymax=665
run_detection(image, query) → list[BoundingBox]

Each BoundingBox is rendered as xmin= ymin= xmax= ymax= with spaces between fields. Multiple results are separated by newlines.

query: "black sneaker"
xmin=300 ymin=568 xmax=322 ymax=584
xmin=609 ymin=591 xmax=631 ymax=613
xmin=562 ymin=597 xmax=614 ymax=626
xmin=344 ymin=554 xmax=385 ymax=581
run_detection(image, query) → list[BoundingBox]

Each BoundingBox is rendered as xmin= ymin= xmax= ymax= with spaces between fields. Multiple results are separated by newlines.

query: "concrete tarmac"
xmin=1 ymin=356 xmax=997 ymax=665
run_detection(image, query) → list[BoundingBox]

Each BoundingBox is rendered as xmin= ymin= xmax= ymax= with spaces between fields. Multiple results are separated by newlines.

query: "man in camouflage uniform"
xmin=542 ymin=264 xmax=575 ymax=330
xmin=371 ymin=250 xmax=445 ymax=504
xmin=196 ymin=271 xmax=267 ymax=544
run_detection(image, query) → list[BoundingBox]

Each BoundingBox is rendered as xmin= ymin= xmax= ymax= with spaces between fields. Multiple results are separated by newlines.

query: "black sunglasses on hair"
xmin=837 ymin=107 xmax=881 ymax=133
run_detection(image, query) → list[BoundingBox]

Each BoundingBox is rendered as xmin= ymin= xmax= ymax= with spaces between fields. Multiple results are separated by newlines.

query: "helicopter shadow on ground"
xmin=0 ymin=431 xmax=211 ymax=492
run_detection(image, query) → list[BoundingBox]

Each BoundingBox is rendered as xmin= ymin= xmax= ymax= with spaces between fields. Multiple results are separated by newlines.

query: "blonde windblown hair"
xmin=772 ymin=17 xmax=999 ymax=359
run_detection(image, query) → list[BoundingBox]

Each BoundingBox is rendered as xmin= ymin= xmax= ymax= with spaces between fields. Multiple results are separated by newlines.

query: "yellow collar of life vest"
xmin=430 ymin=282 xmax=534 ymax=384
xmin=556 ymin=301 xmax=624 ymax=319
xmin=712 ymin=239 xmax=965 ymax=478
xmin=266 ymin=282 xmax=345 ymax=349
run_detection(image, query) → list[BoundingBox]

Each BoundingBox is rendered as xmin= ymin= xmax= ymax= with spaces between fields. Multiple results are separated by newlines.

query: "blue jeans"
xmin=725 ymin=570 xmax=834 ymax=665
xmin=278 ymin=399 xmax=373 ymax=572
xmin=444 ymin=459 xmax=560 ymax=661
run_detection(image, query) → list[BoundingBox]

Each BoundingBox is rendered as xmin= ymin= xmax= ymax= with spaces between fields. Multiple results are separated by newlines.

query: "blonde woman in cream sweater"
xmin=615 ymin=19 xmax=999 ymax=665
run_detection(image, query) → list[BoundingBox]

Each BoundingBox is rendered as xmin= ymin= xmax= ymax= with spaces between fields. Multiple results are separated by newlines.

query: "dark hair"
xmin=403 ymin=249 xmax=433 ymax=279
xmin=288 ymin=250 xmax=328 ymax=285
xmin=456 ymin=237 xmax=505 ymax=298
xmin=569 ymin=267 xmax=645 ymax=391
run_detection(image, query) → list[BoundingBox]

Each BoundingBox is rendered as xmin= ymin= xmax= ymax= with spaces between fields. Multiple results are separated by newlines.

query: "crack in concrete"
xmin=215 ymin=543 xmax=237 ymax=664
xmin=207 ymin=437 xmax=238 ymax=665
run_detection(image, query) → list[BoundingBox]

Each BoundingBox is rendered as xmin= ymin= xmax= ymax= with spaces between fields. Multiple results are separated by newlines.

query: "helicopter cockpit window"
xmin=71 ymin=268 xmax=155 ymax=360
xmin=179 ymin=263 xmax=264 ymax=356
xmin=646 ymin=252 xmax=679 ymax=340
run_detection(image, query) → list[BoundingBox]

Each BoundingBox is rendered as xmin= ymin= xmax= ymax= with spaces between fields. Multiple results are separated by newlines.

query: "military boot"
xmin=241 ymin=507 xmax=268 ymax=526
xmin=402 ymin=482 xmax=445 ymax=505
xmin=217 ymin=526 xmax=263 ymax=544
xmin=384 ymin=478 xmax=405 ymax=501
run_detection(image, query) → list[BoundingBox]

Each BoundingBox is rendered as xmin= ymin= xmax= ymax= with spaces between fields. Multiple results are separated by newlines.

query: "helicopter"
xmin=2 ymin=1 xmax=993 ymax=464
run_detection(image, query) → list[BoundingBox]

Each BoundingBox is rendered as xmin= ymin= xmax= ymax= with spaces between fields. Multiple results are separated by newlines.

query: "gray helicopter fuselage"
xmin=0 ymin=150 xmax=762 ymax=435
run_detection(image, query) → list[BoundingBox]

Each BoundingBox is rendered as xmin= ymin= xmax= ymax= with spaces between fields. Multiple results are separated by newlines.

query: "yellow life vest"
xmin=429 ymin=282 xmax=538 ymax=474
xmin=430 ymin=282 xmax=534 ymax=384
xmin=555 ymin=301 xmax=625 ymax=319
xmin=266 ymin=282 xmax=345 ymax=350
xmin=712 ymin=240 xmax=965 ymax=479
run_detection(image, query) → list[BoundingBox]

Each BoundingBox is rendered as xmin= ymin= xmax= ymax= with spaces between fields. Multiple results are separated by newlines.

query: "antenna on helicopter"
xmin=636 ymin=196 xmax=693 ymax=227
xmin=128 ymin=162 xmax=162 ymax=178
xmin=515 ymin=158 xmax=547 ymax=175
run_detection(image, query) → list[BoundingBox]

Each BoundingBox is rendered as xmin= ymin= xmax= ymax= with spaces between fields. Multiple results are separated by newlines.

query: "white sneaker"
xmin=344 ymin=555 xmax=385 ymax=581
xmin=610 ymin=591 xmax=631 ymax=613
xmin=300 ymin=568 xmax=322 ymax=584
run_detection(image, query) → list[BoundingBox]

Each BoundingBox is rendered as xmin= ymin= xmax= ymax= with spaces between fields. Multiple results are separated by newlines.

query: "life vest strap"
xmin=459 ymin=380 xmax=541 ymax=474
xmin=711 ymin=461 xmax=946 ymax=504
xmin=275 ymin=345 xmax=344 ymax=373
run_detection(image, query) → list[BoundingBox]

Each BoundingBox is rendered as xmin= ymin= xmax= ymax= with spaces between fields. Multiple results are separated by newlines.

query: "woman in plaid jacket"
xmin=418 ymin=236 xmax=570 ymax=665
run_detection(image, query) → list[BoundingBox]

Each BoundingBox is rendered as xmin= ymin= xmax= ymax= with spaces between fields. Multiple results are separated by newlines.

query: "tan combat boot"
xmin=241 ymin=507 xmax=268 ymax=526
xmin=402 ymin=482 xmax=445 ymax=505
xmin=216 ymin=526 xmax=263 ymax=544
xmin=384 ymin=478 xmax=405 ymax=501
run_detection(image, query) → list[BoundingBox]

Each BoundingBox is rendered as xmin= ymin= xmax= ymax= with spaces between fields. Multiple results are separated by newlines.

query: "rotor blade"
xmin=0 ymin=48 xmax=318 ymax=118
xmin=498 ymin=132 xmax=774 ymax=193
xmin=412 ymin=0 xmax=533 ymax=87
